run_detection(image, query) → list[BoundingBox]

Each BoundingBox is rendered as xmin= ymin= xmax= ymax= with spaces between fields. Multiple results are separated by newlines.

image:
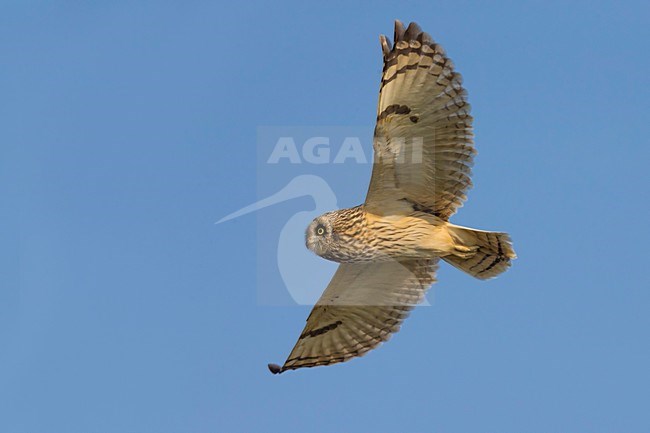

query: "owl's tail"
xmin=443 ymin=224 xmax=516 ymax=280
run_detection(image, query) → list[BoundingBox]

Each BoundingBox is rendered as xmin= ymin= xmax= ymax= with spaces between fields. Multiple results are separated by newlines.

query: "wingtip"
xmin=267 ymin=363 xmax=282 ymax=375
xmin=379 ymin=34 xmax=391 ymax=57
xmin=404 ymin=22 xmax=422 ymax=40
xmin=393 ymin=19 xmax=406 ymax=42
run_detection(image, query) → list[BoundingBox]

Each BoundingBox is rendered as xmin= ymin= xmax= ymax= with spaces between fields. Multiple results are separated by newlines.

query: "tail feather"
xmin=443 ymin=224 xmax=516 ymax=280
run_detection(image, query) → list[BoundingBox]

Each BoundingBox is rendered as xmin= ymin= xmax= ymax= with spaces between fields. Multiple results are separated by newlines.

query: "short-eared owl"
xmin=269 ymin=20 xmax=516 ymax=374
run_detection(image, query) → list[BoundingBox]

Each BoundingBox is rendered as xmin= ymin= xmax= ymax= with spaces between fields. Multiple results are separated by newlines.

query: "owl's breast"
xmin=318 ymin=209 xmax=449 ymax=263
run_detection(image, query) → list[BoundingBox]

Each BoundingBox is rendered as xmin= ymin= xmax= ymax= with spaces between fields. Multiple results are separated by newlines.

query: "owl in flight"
xmin=268 ymin=20 xmax=516 ymax=374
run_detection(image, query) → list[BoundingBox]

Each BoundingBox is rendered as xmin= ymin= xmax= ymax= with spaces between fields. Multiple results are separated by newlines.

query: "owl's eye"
xmin=316 ymin=225 xmax=326 ymax=236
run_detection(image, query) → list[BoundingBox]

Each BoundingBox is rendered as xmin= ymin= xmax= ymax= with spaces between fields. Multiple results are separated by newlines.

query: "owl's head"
xmin=305 ymin=212 xmax=340 ymax=259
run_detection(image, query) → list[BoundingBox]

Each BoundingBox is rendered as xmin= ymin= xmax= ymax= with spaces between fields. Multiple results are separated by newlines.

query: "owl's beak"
xmin=305 ymin=236 xmax=325 ymax=257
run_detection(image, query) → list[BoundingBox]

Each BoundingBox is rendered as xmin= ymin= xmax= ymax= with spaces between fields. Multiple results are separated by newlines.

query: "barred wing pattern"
xmin=269 ymin=259 xmax=438 ymax=373
xmin=365 ymin=21 xmax=476 ymax=220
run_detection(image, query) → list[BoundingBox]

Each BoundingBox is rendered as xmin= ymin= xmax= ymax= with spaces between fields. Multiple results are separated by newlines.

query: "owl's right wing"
xmin=268 ymin=258 xmax=438 ymax=374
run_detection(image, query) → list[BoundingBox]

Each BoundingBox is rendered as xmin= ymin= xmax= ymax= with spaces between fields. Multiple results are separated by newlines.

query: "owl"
xmin=268 ymin=20 xmax=516 ymax=374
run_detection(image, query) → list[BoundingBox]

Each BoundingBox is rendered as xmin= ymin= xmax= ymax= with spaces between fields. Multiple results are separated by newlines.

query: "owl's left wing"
xmin=268 ymin=259 xmax=438 ymax=373
xmin=365 ymin=21 xmax=476 ymax=220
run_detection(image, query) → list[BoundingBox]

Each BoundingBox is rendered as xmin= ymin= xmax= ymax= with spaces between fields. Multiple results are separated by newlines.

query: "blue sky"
xmin=2 ymin=1 xmax=649 ymax=432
